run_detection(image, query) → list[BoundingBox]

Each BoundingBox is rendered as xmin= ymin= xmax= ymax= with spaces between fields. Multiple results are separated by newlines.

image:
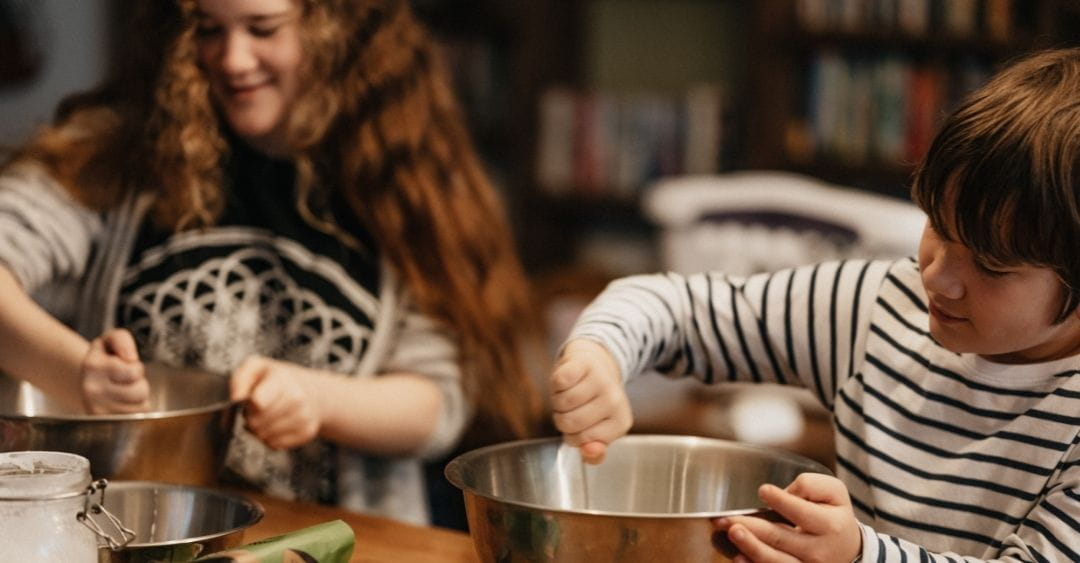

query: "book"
xmin=536 ymin=88 xmax=577 ymax=194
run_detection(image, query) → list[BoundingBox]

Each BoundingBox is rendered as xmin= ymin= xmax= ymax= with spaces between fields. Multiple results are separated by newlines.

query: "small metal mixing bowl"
xmin=446 ymin=434 xmax=830 ymax=562
xmin=95 ymin=481 xmax=263 ymax=562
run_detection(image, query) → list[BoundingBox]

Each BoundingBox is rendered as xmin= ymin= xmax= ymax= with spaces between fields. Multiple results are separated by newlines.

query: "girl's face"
xmin=194 ymin=0 xmax=303 ymax=156
xmin=917 ymin=220 xmax=1080 ymax=363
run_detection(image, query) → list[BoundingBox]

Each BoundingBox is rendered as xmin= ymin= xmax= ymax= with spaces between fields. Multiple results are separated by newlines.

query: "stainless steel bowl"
xmin=96 ymin=481 xmax=263 ymax=562
xmin=445 ymin=434 xmax=830 ymax=562
xmin=0 ymin=365 xmax=239 ymax=485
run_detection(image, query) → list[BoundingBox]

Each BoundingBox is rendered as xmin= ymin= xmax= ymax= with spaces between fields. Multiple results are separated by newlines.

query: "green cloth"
xmin=195 ymin=520 xmax=355 ymax=563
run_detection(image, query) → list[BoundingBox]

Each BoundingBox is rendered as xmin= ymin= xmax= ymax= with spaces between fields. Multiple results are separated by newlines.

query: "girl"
xmin=0 ymin=0 xmax=539 ymax=524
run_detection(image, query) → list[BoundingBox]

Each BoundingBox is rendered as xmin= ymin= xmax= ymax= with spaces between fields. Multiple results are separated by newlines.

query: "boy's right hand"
xmin=550 ymin=338 xmax=632 ymax=464
xmin=80 ymin=329 xmax=150 ymax=414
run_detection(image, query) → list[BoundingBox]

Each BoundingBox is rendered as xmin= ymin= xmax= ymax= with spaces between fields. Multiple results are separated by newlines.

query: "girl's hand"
xmin=80 ymin=329 xmax=149 ymax=414
xmin=230 ymin=356 xmax=323 ymax=450
xmin=713 ymin=473 xmax=862 ymax=563
xmin=549 ymin=338 xmax=632 ymax=464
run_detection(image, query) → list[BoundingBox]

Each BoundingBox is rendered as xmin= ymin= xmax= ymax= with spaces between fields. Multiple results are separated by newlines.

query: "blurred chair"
xmin=627 ymin=170 xmax=926 ymax=466
xmin=643 ymin=170 xmax=925 ymax=276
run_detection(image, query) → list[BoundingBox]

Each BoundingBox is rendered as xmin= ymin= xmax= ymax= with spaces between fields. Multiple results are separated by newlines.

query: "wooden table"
xmin=242 ymin=492 xmax=480 ymax=563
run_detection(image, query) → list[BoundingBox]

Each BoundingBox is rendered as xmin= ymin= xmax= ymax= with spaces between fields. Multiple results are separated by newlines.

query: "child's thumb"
xmin=103 ymin=329 xmax=140 ymax=363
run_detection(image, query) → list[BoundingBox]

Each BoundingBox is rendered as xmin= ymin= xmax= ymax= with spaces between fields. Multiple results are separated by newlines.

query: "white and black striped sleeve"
xmin=569 ymin=260 xmax=892 ymax=407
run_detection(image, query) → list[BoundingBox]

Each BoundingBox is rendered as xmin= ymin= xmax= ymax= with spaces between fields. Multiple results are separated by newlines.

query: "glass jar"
xmin=0 ymin=451 xmax=99 ymax=562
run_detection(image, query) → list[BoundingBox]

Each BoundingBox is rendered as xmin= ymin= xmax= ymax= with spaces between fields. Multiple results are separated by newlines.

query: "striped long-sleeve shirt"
xmin=569 ymin=258 xmax=1080 ymax=562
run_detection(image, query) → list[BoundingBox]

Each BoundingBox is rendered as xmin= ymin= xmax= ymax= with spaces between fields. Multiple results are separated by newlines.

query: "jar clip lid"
xmin=77 ymin=479 xmax=136 ymax=551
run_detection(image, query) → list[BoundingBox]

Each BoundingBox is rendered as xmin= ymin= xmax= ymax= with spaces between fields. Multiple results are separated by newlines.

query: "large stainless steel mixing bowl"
xmin=0 ymin=365 xmax=239 ymax=485
xmin=96 ymin=481 xmax=263 ymax=562
xmin=445 ymin=434 xmax=831 ymax=562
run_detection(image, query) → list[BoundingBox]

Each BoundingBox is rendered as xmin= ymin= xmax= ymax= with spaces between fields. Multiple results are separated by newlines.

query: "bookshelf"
xmin=416 ymin=0 xmax=1080 ymax=277
xmin=743 ymin=0 xmax=1080 ymax=199
xmin=516 ymin=1 xmax=747 ymax=277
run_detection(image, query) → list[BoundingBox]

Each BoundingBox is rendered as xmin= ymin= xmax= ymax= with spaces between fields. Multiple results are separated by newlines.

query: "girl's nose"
xmin=219 ymin=33 xmax=257 ymax=75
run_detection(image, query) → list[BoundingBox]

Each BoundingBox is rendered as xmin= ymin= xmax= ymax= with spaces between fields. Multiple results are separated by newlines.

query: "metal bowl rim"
xmin=103 ymin=481 xmax=264 ymax=548
xmin=0 ymin=399 xmax=241 ymax=422
xmin=444 ymin=434 xmax=831 ymax=519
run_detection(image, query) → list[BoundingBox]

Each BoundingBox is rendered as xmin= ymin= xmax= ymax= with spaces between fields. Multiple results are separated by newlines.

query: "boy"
xmin=551 ymin=48 xmax=1080 ymax=562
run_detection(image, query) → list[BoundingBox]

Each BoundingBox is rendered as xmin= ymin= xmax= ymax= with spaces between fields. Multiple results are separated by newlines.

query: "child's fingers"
xmin=84 ymin=375 xmax=150 ymax=414
xmin=562 ymin=416 xmax=629 ymax=450
xmin=552 ymin=398 xmax=608 ymax=434
xmin=239 ymin=369 xmax=319 ymax=450
xmin=554 ymin=376 xmax=630 ymax=433
xmin=246 ymin=408 xmax=295 ymax=443
xmin=102 ymin=397 xmax=151 ymax=414
xmin=758 ymin=483 xmax=826 ymax=532
xmin=230 ymin=356 xmax=269 ymax=401
xmin=102 ymin=329 xmax=140 ymax=363
xmin=260 ymin=429 xmax=303 ymax=451
xmin=580 ymin=441 xmax=607 ymax=464
xmin=250 ymin=412 xmax=318 ymax=450
xmin=101 ymin=359 xmax=145 ymax=384
xmin=723 ymin=521 xmax=801 ymax=563
xmin=247 ymin=375 xmax=287 ymax=414
xmin=106 ymin=376 xmax=150 ymax=405
xmin=784 ymin=472 xmax=847 ymax=504
xmin=85 ymin=334 xmax=140 ymax=379
xmin=550 ymin=369 xmax=604 ymax=413
xmin=80 ymin=347 xmax=149 ymax=414
xmin=550 ymin=360 xmax=589 ymax=394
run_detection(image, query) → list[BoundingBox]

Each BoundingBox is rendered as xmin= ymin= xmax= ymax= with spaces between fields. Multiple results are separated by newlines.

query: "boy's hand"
xmin=549 ymin=338 xmax=631 ymax=464
xmin=713 ymin=473 xmax=862 ymax=563
xmin=231 ymin=356 xmax=323 ymax=450
xmin=80 ymin=328 xmax=150 ymax=414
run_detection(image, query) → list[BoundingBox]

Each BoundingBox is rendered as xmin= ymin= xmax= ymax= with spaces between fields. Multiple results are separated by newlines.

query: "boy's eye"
xmin=974 ymin=259 xmax=1009 ymax=277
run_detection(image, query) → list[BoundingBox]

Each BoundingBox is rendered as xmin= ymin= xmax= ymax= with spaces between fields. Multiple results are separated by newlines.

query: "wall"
xmin=585 ymin=0 xmax=746 ymax=92
xmin=0 ymin=0 xmax=110 ymax=146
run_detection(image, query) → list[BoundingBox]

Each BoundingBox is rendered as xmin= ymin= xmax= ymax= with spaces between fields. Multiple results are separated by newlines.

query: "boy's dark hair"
xmin=912 ymin=47 xmax=1080 ymax=323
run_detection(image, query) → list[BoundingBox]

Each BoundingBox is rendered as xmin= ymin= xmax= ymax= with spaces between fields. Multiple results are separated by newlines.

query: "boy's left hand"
xmin=713 ymin=472 xmax=861 ymax=563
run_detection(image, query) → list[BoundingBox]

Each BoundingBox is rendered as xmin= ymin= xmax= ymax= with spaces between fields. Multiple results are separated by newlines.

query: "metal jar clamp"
xmin=78 ymin=479 xmax=136 ymax=550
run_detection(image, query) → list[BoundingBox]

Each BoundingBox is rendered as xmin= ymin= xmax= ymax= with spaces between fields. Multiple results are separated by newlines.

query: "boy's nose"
xmin=922 ymin=249 xmax=965 ymax=301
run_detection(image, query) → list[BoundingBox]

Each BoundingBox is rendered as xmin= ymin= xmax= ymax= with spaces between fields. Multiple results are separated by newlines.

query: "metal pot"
xmin=94 ymin=481 xmax=263 ymax=562
xmin=0 ymin=365 xmax=239 ymax=486
xmin=445 ymin=434 xmax=830 ymax=562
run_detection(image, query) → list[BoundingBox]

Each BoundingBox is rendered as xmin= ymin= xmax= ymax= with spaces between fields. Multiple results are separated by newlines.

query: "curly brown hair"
xmin=6 ymin=0 xmax=541 ymax=442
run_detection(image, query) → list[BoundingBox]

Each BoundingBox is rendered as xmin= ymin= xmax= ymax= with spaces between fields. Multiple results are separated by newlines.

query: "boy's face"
xmin=917 ymin=220 xmax=1080 ymax=363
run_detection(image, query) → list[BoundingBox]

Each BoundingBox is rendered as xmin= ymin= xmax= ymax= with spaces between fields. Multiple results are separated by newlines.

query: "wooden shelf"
xmin=742 ymin=0 xmax=1079 ymax=198
xmin=788 ymin=29 xmax=1040 ymax=59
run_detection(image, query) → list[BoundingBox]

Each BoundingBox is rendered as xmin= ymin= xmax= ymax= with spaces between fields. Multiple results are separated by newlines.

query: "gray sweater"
xmin=0 ymin=162 xmax=468 ymax=524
